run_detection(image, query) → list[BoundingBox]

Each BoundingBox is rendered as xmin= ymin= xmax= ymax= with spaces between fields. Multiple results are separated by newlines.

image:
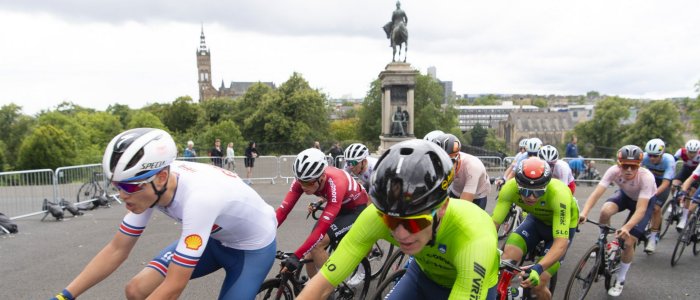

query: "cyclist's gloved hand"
xmin=526 ymin=264 xmax=544 ymax=287
xmin=282 ymin=254 xmax=302 ymax=273
xmin=678 ymin=190 xmax=688 ymax=198
xmin=51 ymin=289 xmax=75 ymax=300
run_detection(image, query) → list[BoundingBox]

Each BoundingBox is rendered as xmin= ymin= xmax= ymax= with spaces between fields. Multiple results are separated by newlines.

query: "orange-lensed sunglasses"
xmin=377 ymin=210 xmax=435 ymax=234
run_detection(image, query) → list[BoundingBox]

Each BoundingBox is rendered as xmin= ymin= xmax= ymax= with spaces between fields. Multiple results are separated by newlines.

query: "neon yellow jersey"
xmin=492 ymin=178 xmax=579 ymax=238
xmin=320 ymin=200 xmax=499 ymax=300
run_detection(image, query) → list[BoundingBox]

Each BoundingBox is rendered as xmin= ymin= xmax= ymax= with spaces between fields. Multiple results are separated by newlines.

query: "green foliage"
xmin=586 ymin=91 xmax=600 ymax=99
xmin=106 ymin=103 xmax=132 ymax=128
xmin=469 ymin=123 xmax=488 ymax=147
xmin=574 ymin=97 xmax=631 ymax=157
xmin=127 ymin=111 xmax=167 ymax=129
xmin=0 ymin=104 xmax=35 ymax=168
xmin=199 ymin=97 xmax=235 ymax=125
xmin=244 ymin=73 xmax=329 ymax=154
xmin=74 ymin=111 xmax=123 ymax=163
xmin=357 ymin=80 xmax=382 ymax=148
xmin=330 ymin=118 xmax=360 ymax=142
xmin=472 ymin=95 xmax=500 ymax=105
xmin=532 ymin=98 xmax=548 ymax=108
xmin=689 ymin=97 xmax=700 ymax=138
xmin=0 ymin=140 xmax=6 ymax=171
xmin=162 ymin=96 xmax=202 ymax=133
xmin=623 ymin=100 xmax=683 ymax=150
xmin=17 ymin=125 xmax=77 ymax=170
xmin=36 ymin=111 xmax=96 ymax=164
xmin=235 ymin=83 xmax=275 ymax=139
xmin=198 ymin=120 xmax=245 ymax=156
xmin=485 ymin=130 xmax=507 ymax=154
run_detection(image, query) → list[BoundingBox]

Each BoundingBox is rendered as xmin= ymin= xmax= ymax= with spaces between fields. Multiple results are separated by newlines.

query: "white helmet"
xmin=686 ymin=139 xmax=700 ymax=153
xmin=526 ymin=138 xmax=543 ymax=154
xmin=644 ymin=138 xmax=665 ymax=155
xmin=537 ymin=145 xmax=559 ymax=164
xmin=293 ymin=148 xmax=328 ymax=181
xmin=344 ymin=143 xmax=369 ymax=161
xmin=103 ymin=128 xmax=177 ymax=182
xmin=518 ymin=138 xmax=529 ymax=149
xmin=423 ymin=130 xmax=445 ymax=142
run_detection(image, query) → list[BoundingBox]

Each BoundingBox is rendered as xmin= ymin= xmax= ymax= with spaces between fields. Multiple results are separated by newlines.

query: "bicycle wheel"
xmin=76 ymin=182 xmax=99 ymax=204
xmin=256 ymin=278 xmax=294 ymax=300
xmin=498 ymin=209 xmax=516 ymax=239
xmin=563 ymin=244 xmax=601 ymax=300
xmin=369 ymin=269 xmax=406 ymax=300
xmin=334 ymin=258 xmax=371 ymax=300
xmin=368 ymin=240 xmax=394 ymax=279
xmin=659 ymin=199 xmax=675 ymax=239
xmin=671 ymin=214 xmax=695 ymax=267
xmin=692 ymin=219 xmax=700 ymax=256
xmin=549 ymin=271 xmax=558 ymax=295
xmin=376 ymin=250 xmax=408 ymax=286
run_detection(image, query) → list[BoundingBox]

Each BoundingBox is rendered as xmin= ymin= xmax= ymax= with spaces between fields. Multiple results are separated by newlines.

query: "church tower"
xmin=196 ymin=26 xmax=217 ymax=102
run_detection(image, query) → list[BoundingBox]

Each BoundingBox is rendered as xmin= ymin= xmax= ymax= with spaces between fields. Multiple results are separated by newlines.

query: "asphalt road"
xmin=1 ymin=181 xmax=699 ymax=299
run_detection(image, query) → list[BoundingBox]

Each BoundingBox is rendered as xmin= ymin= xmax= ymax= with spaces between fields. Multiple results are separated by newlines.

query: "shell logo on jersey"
xmin=184 ymin=234 xmax=203 ymax=250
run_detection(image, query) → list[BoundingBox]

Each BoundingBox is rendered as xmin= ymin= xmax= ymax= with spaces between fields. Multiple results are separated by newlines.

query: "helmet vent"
xmin=400 ymin=147 xmax=413 ymax=155
xmin=126 ymin=148 xmax=145 ymax=170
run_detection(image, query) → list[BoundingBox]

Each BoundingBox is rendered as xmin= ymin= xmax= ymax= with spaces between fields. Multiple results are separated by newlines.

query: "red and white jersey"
xmin=119 ymin=161 xmax=277 ymax=268
xmin=599 ymin=165 xmax=657 ymax=201
xmin=674 ymin=148 xmax=700 ymax=168
xmin=450 ymin=152 xmax=491 ymax=199
xmin=552 ymin=160 xmax=575 ymax=186
xmin=276 ymin=167 xmax=368 ymax=258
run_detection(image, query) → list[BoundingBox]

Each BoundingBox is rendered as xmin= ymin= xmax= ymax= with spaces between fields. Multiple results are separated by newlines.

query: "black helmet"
xmin=433 ymin=133 xmax=462 ymax=156
xmin=514 ymin=157 xmax=552 ymax=189
xmin=617 ymin=145 xmax=643 ymax=165
xmin=370 ymin=139 xmax=454 ymax=217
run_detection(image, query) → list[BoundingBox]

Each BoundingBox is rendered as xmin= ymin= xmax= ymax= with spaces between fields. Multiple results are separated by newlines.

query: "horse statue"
xmin=383 ymin=21 xmax=408 ymax=62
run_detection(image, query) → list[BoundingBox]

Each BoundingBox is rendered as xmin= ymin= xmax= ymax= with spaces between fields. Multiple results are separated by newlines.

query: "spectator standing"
xmin=183 ymin=140 xmax=197 ymax=162
xmin=565 ymin=136 xmax=578 ymax=158
xmin=244 ymin=142 xmax=259 ymax=185
xmin=327 ymin=142 xmax=343 ymax=167
xmin=313 ymin=141 xmax=322 ymax=151
xmin=226 ymin=142 xmax=235 ymax=171
xmin=209 ymin=138 xmax=223 ymax=167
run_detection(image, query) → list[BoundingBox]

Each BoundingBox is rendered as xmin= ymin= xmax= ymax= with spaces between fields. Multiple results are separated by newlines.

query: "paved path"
xmin=1 ymin=181 xmax=699 ymax=299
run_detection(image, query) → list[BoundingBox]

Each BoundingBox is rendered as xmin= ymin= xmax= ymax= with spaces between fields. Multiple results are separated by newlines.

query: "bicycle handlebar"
xmin=585 ymin=219 xmax=617 ymax=234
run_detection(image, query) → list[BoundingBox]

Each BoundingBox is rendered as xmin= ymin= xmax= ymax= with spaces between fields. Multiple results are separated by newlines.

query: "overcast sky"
xmin=1 ymin=0 xmax=699 ymax=115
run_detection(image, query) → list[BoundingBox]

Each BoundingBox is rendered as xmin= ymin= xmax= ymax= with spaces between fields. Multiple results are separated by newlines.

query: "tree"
xmin=106 ymin=103 xmax=132 ymax=128
xmin=162 ymin=96 xmax=202 ymax=133
xmin=330 ymin=118 xmax=360 ymax=143
xmin=357 ymin=80 xmax=382 ymax=148
xmin=127 ymin=111 xmax=166 ymax=129
xmin=234 ymin=83 xmax=275 ymax=139
xmin=574 ymin=97 xmax=631 ymax=157
xmin=470 ymin=123 xmax=488 ymax=147
xmin=199 ymin=97 xmax=235 ymax=125
xmin=74 ymin=111 xmax=123 ymax=164
xmin=0 ymin=104 xmax=35 ymax=169
xmin=244 ymin=73 xmax=329 ymax=154
xmin=17 ymin=125 xmax=77 ymax=170
xmin=36 ymin=111 xmax=94 ymax=164
xmin=623 ymin=100 xmax=683 ymax=150
xmin=198 ymin=120 xmax=245 ymax=157
xmin=472 ymin=95 xmax=500 ymax=105
xmin=586 ymin=91 xmax=600 ymax=99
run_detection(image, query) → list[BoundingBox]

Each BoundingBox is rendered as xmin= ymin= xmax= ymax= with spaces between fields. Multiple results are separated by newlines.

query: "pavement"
xmin=1 ymin=181 xmax=699 ymax=299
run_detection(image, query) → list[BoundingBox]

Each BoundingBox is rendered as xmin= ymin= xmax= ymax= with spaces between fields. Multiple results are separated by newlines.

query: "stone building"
xmin=196 ymin=28 xmax=275 ymax=102
xmin=497 ymin=111 xmax=574 ymax=152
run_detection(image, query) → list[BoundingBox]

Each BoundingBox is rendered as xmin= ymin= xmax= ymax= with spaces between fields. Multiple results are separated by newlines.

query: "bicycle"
xmin=498 ymin=203 xmax=525 ymax=240
xmin=659 ymin=188 xmax=684 ymax=239
xmin=496 ymin=259 xmax=534 ymax=300
xmin=76 ymin=172 xmax=121 ymax=210
xmin=308 ymin=201 xmax=394 ymax=281
xmin=563 ymin=220 xmax=625 ymax=300
xmin=256 ymin=250 xmax=371 ymax=300
xmin=670 ymin=204 xmax=700 ymax=266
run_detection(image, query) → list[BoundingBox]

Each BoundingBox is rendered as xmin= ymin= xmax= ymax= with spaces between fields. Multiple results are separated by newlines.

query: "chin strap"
xmin=149 ymin=169 xmax=170 ymax=208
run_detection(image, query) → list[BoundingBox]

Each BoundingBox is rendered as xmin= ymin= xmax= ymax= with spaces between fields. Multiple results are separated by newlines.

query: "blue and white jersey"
xmin=510 ymin=152 xmax=529 ymax=168
xmin=642 ymin=152 xmax=676 ymax=181
xmin=119 ymin=161 xmax=277 ymax=269
xmin=344 ymin=156 xmax=378 ymax=188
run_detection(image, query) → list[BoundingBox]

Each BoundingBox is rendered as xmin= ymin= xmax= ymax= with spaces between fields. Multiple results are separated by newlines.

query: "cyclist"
xmin=50 ymin=128 xmax=277 ymax=300
xmin=497 ymin=137 xmax=542 ymax=187
xmin=433 ymin=133 xmax=491 ymax=210
xmin=579 ymin=145 xmax=656 ymax=297
xmin=673 ymin=139 xmax=700 ymax=230
xmin=538 ymin=144 xmax=576 ymax=194
xmin=641 ymin=138 xmax=676 ymax=253
xmin=423 ymin=129 xmax=445 ymax=142
xmin=678 ymin=161 xmax=700 ymax=227
xmin=492 ymin=157 xmax=578 ymax=300
xmin=275 ymin=148 xmax=368 ymax=279
xmin=297 ymin=139 xmax=500 ymax=300
xmin=343 ymin=143 xmax=378 ymax=190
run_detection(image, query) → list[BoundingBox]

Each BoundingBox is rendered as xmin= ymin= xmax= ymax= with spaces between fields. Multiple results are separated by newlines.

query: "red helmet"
xmin=515 ymin=157 xmax=552 ymax=189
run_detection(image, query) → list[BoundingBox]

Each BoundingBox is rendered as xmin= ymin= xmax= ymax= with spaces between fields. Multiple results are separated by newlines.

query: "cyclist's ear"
xmin=154 ymin=166 xmax=171 ymax=185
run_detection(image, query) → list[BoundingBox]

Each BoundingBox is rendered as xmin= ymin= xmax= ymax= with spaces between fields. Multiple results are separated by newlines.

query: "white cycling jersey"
xmin=119 ymin=160 xmax=277 ymax=268
xmin=552 ymin=160 xmax=575 ymax=185
xmin=344 ymin=156 xmax=378 ymax=188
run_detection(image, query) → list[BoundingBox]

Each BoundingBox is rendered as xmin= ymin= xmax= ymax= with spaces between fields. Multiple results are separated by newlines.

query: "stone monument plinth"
xmin=377 ymin=62 xmax=418 ymax=154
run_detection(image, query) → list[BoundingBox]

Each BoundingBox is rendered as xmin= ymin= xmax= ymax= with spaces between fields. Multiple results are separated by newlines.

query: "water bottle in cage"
xmin=508 ymin=286 xmax=524 ymax=299
xmin=606 ymin=239 xmax=620 ymax=260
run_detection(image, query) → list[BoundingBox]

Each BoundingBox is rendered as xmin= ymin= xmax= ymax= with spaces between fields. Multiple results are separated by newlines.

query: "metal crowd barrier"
xmin=0 ymin=169 xmax=55 ymax=219
xmin=476 ymin=156 xmax=504 ymax=178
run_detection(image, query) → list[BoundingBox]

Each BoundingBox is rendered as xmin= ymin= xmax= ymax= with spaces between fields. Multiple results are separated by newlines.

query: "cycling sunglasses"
xmin=298 ymin=178 xmax=318 ymax=187
xmin=377 ymin=210 xmax=435 ymax=234
xmin=518 ymin=186 xmax=547 ymax=198
xmin=618 ymin=163 xmax=640 ymax=171
xmin=112 ymin=176 xmax=155 ymax=194
xmin=647 ymin=154 xmax=660 ymax=158
xmin=346 ymin=160 xmax=361 ymax=167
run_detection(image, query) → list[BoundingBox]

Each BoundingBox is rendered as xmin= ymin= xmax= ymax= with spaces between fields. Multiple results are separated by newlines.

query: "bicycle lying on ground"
xmin=563 ymin=220 xmax=625 ymax=300
xmin=256 ymin=250 xmax=371 ymax=300
xmin=76 ymin=172 xmax=121 ymax=210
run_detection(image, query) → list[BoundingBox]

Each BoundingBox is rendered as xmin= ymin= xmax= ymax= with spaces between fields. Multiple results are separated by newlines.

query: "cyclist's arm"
xmin=298 ymin=274 xmax=335 ymax=300
xmin=580 ymin=184 xmax=607 ymax=221
xmin=64 ymin=231 xmax=139 ymax=298
xmin=681 ymin=173 xmax=699 ymax=192
xmin=275 ymin=182 xmax=303 ymax=226
xmin=459 ymin=191 xmax=476 ymax=202
xmin=491 ymin=181 xmax=516 ymax=227
xmin=656 ymin=179 xmax=671 ymax=196
xmin=293 ymin=187 xmax=344 ymax=259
